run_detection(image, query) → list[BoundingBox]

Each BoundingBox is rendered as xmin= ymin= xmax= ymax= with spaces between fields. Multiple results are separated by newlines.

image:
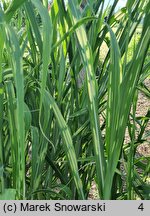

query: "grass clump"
xmin=0 ymin=0 xmax=149 ymax=200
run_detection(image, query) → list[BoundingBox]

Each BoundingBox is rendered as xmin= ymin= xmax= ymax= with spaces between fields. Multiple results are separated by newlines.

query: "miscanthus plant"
xmin=0 ymin=0 xmax=149 ymax=200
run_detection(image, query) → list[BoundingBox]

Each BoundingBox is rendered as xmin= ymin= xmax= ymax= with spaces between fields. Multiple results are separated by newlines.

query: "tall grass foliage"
xmin=0 ymin=0 xmax=150 ymax=200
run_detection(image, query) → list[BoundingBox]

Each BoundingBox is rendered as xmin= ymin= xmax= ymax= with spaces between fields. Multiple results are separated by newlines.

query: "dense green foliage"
xmin=0 ymin=0 xmax=150 ymax=200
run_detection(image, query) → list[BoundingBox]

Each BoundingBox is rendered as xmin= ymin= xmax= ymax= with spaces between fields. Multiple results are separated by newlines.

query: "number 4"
xmin=138 ymin=203 xmax=144 ymax=211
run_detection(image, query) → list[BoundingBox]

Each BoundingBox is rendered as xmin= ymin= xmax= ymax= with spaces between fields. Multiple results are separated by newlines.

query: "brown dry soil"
xmin=135 ymin=78 xmax=150 ymax=156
